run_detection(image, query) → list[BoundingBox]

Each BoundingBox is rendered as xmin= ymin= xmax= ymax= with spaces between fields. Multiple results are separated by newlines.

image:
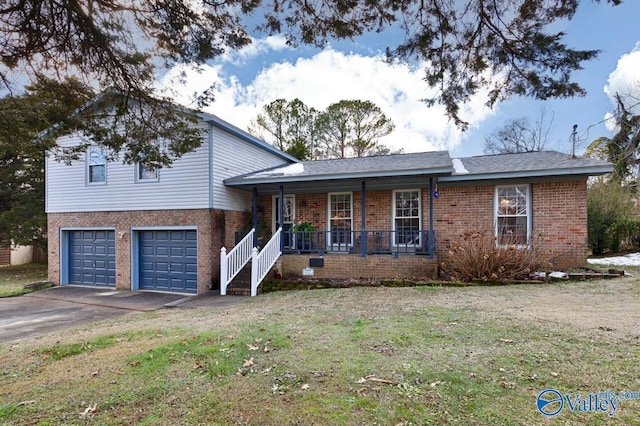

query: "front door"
xmin=273 ymin=195 xmax=295 ymax=249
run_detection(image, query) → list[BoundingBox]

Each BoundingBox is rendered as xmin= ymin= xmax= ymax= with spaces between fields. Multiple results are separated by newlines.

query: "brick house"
xmin=224 ymin=151 xmax=612 ymax=292
xmin=46 ymin=112 xmax=612 ymax=295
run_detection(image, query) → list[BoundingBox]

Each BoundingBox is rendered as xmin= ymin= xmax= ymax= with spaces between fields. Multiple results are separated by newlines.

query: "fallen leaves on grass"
xmin=357 ymin=375 xmax=397 ymax=386
xmin=80 ymin=403 xmax=98 ymax=419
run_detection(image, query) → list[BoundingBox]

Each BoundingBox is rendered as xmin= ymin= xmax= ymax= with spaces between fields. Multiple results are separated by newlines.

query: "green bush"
xmin=439 ymin=231 xmax=551 ymax=283
xmin=587 ymin=182 xmax=637 ymax=254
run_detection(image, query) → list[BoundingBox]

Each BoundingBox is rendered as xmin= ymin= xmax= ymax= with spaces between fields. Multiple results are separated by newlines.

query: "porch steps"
xmin=225 ymin=264 xmax=263 ymax=296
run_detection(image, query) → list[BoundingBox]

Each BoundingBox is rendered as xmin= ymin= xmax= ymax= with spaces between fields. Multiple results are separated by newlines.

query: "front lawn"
xmin=0 ymin=263 xmax=49 ymax=297
xmin=1 ymin=277 xmax=639 ymax=424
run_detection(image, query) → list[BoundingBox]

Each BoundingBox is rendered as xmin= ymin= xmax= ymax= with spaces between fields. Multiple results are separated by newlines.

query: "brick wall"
xmin=434 ymin=180 xmax=589 ymax=269
xmin=277 ymin=253 xmax=438 ymax=280
xmin=259 ymin=179 xmax=589 ymax=275
xmin=48 ymin=208 xmax=250 ymax=294
xmin=531 ymin=180 xmax=588 ymax=268
xmin=433 ymin=184 xmax=495 ymax=248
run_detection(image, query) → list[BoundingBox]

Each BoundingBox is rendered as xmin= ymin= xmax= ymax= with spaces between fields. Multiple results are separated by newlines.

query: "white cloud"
xmin=221 ymin=35 xmax=291 ymax=65
xmin=158 ymin=46 xmax=495 ymax=153
xmin=604 ymin=43 xmax=640 ymax=131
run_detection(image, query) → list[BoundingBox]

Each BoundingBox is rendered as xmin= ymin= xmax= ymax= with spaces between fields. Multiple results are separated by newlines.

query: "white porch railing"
xmin=220 ymin=228 xmax=255 ymax=296
xmin=251 ymin=227 xmax=282 ymax=297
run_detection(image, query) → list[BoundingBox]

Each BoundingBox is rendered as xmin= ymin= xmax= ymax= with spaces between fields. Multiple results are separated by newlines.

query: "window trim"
xmin=327 ymin=192 xmax=353 ymax=249
xmin=392 ymin=189 xmax=422 ymax=246
xmin=86 ymin=146 xmax=107 ymax=185
xmin=494 ymin=184 xmax=531 ymax=247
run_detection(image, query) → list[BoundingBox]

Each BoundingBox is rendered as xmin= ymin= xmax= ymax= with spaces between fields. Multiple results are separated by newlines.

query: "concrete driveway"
xmin=0 ymin=286 xmax=248 ymax=344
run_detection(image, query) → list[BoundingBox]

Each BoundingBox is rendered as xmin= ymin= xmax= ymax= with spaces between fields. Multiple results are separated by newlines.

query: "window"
xmin=137 ymin=163 xmax=158 ymax=181
xmin=328 ymin=192 xmax=352 ymax=249
xmin=88 ymin=147 xmax=106 ymax=184
xmin=393 ymin=190 xmax=421 ymax=245
xmin=495 ymin=185 xmax=530 ymax=245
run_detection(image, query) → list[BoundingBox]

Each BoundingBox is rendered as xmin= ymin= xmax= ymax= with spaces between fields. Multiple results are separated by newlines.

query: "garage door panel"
xmin=170 ymin=263 xmax=184 ymax=273
xmin=170 ymin=247 xmax=184 ymax=257
xmin=68 ymin=230 xmax=116 ymax=287
xmin=139 ymin=230 xmax=197 ymax=293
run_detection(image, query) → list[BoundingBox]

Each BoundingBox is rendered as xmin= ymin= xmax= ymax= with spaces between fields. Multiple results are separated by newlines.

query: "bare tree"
xmin=484 ymin=108 xmax=554 ymax=154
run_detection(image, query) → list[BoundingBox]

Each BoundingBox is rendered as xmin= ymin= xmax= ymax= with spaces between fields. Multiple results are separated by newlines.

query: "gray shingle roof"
xmin=225 ymin=150 xmax=613 ymax=192
xmin=225 ymin=151 xmax=453 ymax=185
xmin=443 ymin=150 xmax=612 ymax=181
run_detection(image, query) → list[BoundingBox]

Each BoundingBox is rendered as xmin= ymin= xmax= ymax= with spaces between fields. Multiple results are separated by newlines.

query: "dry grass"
xmin=1 ymin=277 xmax=639 ymax=424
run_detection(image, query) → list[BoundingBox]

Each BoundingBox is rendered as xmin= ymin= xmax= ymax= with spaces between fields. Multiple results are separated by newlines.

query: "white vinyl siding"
xmin=211 ymin=127 xmax=291 ymax=212
xmin=46 ymin=125 xmax=210 ymax=213
xmin=46 ymin=118 xmax=293 ymax=214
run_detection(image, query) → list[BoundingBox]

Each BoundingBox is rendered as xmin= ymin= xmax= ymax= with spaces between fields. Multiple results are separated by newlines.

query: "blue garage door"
xmin=69 ymin=230 xmax=116 ymax=286
xmin=139 ymin=230 xmax=197 ymax=293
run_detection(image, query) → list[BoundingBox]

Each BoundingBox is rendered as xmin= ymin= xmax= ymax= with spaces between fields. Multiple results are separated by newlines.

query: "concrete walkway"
xmin=0 ymin=286 xmax=249 ymax=344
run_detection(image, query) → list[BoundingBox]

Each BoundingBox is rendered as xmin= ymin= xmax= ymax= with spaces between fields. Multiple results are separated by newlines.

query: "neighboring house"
xmin=45 ymin=112 xmax=296 ymax=294
xmin=46 ymin=110 xmax=612 ymax=295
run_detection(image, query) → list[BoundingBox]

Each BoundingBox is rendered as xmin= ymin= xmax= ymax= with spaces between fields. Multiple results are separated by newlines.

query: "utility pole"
xmin=571 ymin=124 xmax=577 ymax=159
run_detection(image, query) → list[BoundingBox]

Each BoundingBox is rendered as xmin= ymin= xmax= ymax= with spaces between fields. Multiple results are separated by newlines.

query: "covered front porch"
xmin=222 ymin=153 xmax=453 ymax=290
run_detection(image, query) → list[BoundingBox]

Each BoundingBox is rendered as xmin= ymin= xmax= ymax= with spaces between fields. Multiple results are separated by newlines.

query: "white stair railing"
xmin=251 ymin=227 xmax=282 ymax=297
xmin=220 ymin=228 xmax=255 ymax=296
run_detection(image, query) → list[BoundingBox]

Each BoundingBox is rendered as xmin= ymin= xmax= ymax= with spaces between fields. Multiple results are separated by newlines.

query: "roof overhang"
xmin=439 ymin=165 xmax=614 ymax=184
xmin=202 ymin=113 xmax=298 ymax=163
xmin=225 ymin=167 xmax=453 ymax=194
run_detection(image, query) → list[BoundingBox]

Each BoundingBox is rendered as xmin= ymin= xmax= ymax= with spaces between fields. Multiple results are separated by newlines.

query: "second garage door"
xmin=139 ymin=230 xmax=197 ymax=293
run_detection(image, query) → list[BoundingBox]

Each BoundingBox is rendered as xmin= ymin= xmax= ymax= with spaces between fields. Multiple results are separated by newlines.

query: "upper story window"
xmin=88 ymin=147 xmax=106 ymax=184
xmin=137 ymin=163 xmax=158 ymax=182
xmin=495 ymin=185 xmax=530 ymax=245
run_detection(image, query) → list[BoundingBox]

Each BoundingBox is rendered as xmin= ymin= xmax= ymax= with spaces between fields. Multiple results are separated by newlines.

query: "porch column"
xmin=360 ymin=180 xmax=367 ymax=257
xmin=252 ymin=187 xmax=258 ymax=247
xmin=429 ymin=177 xmax=434 ymax=258
xmin=279 ymin=185 xmax=284 ymax=253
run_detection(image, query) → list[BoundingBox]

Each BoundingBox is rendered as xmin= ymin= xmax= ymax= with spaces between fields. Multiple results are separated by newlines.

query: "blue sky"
xmin=160 ymin=1 xmax=640 ymax=158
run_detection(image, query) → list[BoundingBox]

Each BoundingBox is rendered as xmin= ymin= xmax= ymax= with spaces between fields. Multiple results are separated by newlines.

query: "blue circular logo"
xmin=537 ymin=389 xmax=564 ymax=417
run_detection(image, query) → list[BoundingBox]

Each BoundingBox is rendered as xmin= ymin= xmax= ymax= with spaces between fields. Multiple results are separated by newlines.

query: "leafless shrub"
xmin=439 ymin=231 xmax=551 ymax=283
